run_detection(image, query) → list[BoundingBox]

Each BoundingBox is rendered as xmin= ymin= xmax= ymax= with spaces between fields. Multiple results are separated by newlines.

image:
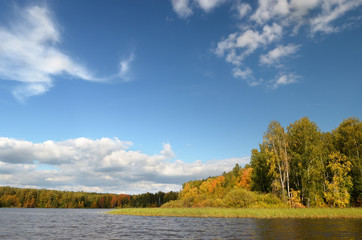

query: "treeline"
xmin=164 ymin=117 xmax=361 ymax=208
xmin=163 ymin=163 xmax=285 ymax=208
xmin=130 ymin=191 xmax=178 ymax=208
xmin=251 ymin=117 xmax=361 ymax=207
xmin=0 ymin=186 xmax=178 ymax=208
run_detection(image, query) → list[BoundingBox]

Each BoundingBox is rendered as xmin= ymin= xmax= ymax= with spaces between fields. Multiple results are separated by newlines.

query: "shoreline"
xmin=108 ymin=207 xmax=362 ymax=219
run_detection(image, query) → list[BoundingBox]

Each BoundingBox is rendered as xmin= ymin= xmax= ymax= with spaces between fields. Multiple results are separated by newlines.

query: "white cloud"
xmin=170 ymin=0 xmax=225 ymax=18
xmin=0 ymin=5 xmax=98 ymax=101
xmin=233 ymin=67 xmax=261 ymax=87
xmin=119 ymin=53 xmax=135 ymax=81
xmin=260 ymin=44 xmax=300 ymax=66
xmin=235 ymin=2 xmax=252 ymax=19
xmin=310 ymin=0 xmax=362 ymax=34
xmin=233 ymin=67 xmax=253 ymax=79
xmin=269 ymin=73 xmax=299 ymax=89
xmin=46 ymin=176 xmax=73 ymax=182
xmin=170 ymin=0 xmax=360 ymax=92
xmin=0 ymin=5 xmax=131 ymax=101
xmin=251 ymin=0 xmax=290 ymax=24
xmin=290 ymin=0 xmax=320 ymax=18
xmin=196 ymin=0 xmax=226 ymax=12
xmin=251 ymin=0 xmax=362 ymax=32
xmin=215 ymin=23 xmax=283 ymax=65
xmin=212 ymin=0 xmax=361 ymax=89
xmin=160 ymin=143 xmax=176 ymax=159
xmin=0 ymin=137 xmax=249 ymax=194
xmin=171 ymin=0 xmax=193 ymax=19
xmin=0 ymin=137 xmax=131 ymax=165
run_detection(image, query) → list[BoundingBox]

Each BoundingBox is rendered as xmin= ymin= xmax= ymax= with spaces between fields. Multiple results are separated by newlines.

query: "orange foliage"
xmin=208 ymin=176 xmax=225 ymax=193
xmin=198 ymin=176 xmax=226 ymax=194
xmin=236 ymin=167 xmax=253 ymax=190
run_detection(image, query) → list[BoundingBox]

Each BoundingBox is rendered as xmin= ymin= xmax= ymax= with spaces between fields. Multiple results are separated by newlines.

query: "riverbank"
xmin=108 ymin=207 xmax=362 ymax=218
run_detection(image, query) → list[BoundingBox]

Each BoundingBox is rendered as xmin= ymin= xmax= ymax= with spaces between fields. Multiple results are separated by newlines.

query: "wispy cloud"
xmin=232 ymin=67 xmax=261 ymax=86
xmin=310 ymin=0 xmax=362 ymax=34
xmin=0 ymin=137 xmax=249 ymax=194
xmin=170 ymin=0 xmax=225 ymax=18
xmin=170 ymin=0 xmax=362 ymax=89
xmin=0 ymin=5 xmax=132 ymax=101
xmin=119 ymin=53 xmax=135 ymax=81
xmin=269 ymin=73 xmax=299 ymax=89
xmin=218 ymin=0 xmax=361 ymax=88
xmin=260 ymin=44 xmax=300 ymax=66
xmin=0 ymin=6 xmax=95 ymax=101
xmin=251 ymin=0 xmax=291 ymax=25
xmin=215 ymin=23 xmax=283 ymax=66
xmin=234 ymin=1 xmax=252 ymax=19
xmin=196 ymin=0 xmax=226 ymax=12
xmin=171 ymin=0 xmax=193 ymax=19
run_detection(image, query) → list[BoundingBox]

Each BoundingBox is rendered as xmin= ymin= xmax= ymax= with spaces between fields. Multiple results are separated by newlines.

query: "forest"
xmin=164 ymin=117 xmax=361 ymax=208
xmin=0 ymin=187 xmax=178 ymax=208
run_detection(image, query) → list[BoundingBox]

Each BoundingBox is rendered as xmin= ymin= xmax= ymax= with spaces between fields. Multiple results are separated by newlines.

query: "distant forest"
xmin=163 ymin=117 xmax=361 ymax=208
xmin=1 ymin=117 xmax=360 ymax=208
xmin=0 ymin=187 xmax=178 ymax=208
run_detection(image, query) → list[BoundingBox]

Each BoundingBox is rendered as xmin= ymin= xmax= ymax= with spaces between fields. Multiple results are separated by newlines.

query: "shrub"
xmin=223 ymin=188 xmax=257 ymax=208
xmin=161 ymin=200 xmax=184 ymax=208
xmin=258 ymin=193 xmax=283 ymax=205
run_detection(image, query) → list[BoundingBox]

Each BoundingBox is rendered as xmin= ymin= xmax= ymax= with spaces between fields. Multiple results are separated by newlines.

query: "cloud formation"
xmin=171 ymin=0 xmax=193 ymax=18
xmin=215 ymin=23 xmax=283 ymax=65
xmin=119 ymin=53 xmax=135 ymax=81
xmin=0 ymin=137 xmax=249 ymax=194
xmin=235 ymin=1 xmax=252 ymax=19
xmin=270 ymin=73 xmax=299 ymax=89
xmin=217 ymin=0 xmax=362 ymax=88
xmin=0 ymin=5 xmax=133 ymax=101
xmin=171 ymin=0 xmax=225 ymax=18
xmin=170 ymin=0 xmax=362 ymax=88
xmin=260 ymin=44 xmax=300 ymax=66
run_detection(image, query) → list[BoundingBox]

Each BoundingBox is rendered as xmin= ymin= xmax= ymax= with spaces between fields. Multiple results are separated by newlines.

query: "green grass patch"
xmin=108 ymin=207 xmax=362 ymax=219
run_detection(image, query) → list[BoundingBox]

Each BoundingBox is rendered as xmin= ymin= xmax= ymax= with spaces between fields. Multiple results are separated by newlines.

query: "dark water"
xmin=0 ymin=208 xmax=361 ymax=239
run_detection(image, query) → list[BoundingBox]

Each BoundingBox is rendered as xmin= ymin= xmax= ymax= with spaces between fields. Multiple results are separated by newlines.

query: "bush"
xmin=258 ymin=193 xmax=283 ymax=205
xmin=223 ymin=188 xmax=257 ymax=208
xmin=161 ymin=200 xmax=184 ymax=208
xmin=212 ymin=198 xmax=226 ymax=207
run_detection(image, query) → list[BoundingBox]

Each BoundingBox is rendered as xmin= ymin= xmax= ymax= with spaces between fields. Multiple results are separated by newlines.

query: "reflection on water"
xmin=253 ymin=218 xmax=361 ymax=239
xmin=0 ymin=208 xmax=360 ymax=239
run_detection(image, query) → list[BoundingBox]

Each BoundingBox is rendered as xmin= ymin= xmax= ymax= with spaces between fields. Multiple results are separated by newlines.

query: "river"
xmin=0 ymin=208 xmax=360 ymax=239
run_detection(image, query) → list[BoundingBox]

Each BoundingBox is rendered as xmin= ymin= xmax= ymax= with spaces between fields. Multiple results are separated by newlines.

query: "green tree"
xmin=332 ymin=117 xmax=361 ymax=205
xmin=287 ymin=117 xmax=325 ymax=207
xmin=250 ymin=146 xmax=273 ymax=193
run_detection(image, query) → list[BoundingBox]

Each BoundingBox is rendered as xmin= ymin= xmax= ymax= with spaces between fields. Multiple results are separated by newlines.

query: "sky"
xmin=0 ymin=0 xmax=361 ymax=194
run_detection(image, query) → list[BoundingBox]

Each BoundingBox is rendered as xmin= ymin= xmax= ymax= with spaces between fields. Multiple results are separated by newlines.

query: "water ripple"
xmin=0 ymin=208 xmax=361 ymax=239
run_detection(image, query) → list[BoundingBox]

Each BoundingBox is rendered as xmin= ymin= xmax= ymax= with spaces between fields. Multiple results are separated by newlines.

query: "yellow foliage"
xmin=324 ymin=152 xmax=353 ymax=208
xmin=288 ymin=189 xmax=304 ymax=208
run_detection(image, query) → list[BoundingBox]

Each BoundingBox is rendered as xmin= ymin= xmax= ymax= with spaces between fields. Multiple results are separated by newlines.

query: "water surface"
xmin=0 ymin=208 xmax=360 ymax=239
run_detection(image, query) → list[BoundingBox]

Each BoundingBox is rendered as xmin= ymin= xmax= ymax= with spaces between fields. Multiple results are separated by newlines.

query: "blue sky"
xmin=0 ymin=0 xmax=361 ymax=193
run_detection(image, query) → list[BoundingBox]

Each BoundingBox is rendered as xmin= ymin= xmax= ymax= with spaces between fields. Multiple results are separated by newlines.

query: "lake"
xmin=0 ymin=208 xmax=361 ymax=239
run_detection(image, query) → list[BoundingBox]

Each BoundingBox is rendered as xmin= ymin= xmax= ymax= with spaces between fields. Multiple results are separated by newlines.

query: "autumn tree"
xmin=324 ymin=152 xmax=352 ymax=207
xmin=262 ymin=121 xmax=290 ymax=202
xmin=235 ymin=166 xmax=253 ymax=190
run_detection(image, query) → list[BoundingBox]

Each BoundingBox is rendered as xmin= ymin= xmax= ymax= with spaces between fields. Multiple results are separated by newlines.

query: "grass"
xmin=108 ymin=207 xmax=362 ymax=219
